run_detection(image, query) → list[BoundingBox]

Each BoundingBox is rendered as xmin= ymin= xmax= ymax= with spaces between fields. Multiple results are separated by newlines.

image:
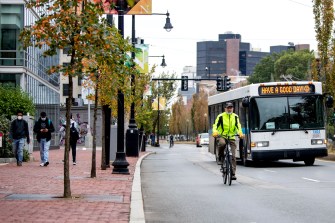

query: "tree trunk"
xmin=63 ymin=75 xmax=72 ymax=198
xmin=91 ymin=79 xmax=98 ymax=178
xmin=101 ymin=104 xmax=106 ymax=170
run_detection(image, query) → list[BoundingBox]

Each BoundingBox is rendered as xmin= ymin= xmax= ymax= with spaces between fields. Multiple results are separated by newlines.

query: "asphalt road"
xmin=141 ymin=143 xmax=335 ymax=223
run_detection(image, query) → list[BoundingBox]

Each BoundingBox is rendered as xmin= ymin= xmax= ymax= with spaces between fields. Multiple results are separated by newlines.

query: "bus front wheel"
xmin=304 ymin=158 xmax=315 ymax=166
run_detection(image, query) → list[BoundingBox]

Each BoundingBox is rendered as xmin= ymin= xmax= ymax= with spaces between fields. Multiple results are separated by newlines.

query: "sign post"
xmin=0 ymin=132 xmax=3 ymax=148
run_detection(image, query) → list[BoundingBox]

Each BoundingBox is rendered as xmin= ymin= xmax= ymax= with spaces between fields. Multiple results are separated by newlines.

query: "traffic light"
xmin=181 ymin=76 xmax=188 ymax=91
xmin=216 ymin=77 xmax=224 ymax=91
xmin=224 ymin=76 xmax=231 ymax=91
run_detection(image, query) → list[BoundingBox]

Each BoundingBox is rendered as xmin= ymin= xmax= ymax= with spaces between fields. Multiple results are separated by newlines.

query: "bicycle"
xmin=215 ymin=135 xmax=239 ymax=186
xmin=169 ymin=139 xmax=174 ymax=148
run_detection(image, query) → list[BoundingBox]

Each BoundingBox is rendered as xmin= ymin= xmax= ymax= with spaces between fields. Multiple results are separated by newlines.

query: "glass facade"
xmin=0 ymin=4 xmax=24 ymax=66
xmin=0 ymin=3 xmax=60 ymax=102
xmin=0 ymin=1 xmax=60 ymax=147
xmin=197 ymin=33 xmax=270 ymax=77
xmin=0 ymin=3 xmax=60 ymax=144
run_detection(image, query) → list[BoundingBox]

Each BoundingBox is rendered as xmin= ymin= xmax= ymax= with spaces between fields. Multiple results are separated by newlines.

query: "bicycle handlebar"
xmin=214 ymin=134 xmax=240 ymax=138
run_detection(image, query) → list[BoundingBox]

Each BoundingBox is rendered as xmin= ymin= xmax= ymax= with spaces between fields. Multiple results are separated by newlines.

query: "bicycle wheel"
xmin=222 ymin=155 xmax=228 ymax=184
xmin=226 ymin=154 xmax=233 ymax=186
xmin=221 ymin=159 xmax=227 ymax=184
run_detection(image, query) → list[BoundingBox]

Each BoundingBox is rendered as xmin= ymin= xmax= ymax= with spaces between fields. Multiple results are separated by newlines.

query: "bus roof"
xmin=208 ymin=81 xmax=322 ymax=106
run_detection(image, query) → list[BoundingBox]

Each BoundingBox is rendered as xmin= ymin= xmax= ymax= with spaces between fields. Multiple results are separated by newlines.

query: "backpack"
xmin=70 ymin=123 xmax=79 ymax=141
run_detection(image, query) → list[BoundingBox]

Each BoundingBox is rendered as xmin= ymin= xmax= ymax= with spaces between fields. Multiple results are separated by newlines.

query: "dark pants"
xmin=70 ymin=140 xmax=77 ymax=162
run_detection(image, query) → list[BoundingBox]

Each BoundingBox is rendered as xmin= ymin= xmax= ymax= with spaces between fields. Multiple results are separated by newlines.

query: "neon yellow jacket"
xmin=212 ymin=112 xmax=242 ymax=140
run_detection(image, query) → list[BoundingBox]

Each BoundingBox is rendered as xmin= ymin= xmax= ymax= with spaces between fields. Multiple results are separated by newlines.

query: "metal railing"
xmin=0 ymin=50 xmax=59 ymax=86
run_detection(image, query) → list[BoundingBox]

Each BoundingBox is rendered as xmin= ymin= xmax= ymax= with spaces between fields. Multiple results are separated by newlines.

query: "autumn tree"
xmin=149 ymin=72 xmax=177 ymax=141
xmin=169 ymin=96 xmax=186 ymax=135
xmin=20 ymin=0 xmax=132 ymax=197
xmin=191 ymin=89 xmax=208 ymax=134
xmin=313 ymin=0 xmax=335 ymax=97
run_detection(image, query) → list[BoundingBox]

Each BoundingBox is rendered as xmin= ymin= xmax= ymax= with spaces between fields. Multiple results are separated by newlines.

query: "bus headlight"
xmin=311 ymin=139 xmax=324 ymax=145
xmin=251 ymin=141 xmax=269 ymax=147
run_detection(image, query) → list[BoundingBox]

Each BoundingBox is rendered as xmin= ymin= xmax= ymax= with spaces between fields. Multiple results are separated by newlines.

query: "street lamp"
xmin=111 ymin=5 xmax=129 ymax=174
xmin=149 ymin=55 xmax=167 ymax=68
xmin=126 ymin=12 xmax=172 ymax=156
xmin=152 ymin=11 xmax=173 ymax=32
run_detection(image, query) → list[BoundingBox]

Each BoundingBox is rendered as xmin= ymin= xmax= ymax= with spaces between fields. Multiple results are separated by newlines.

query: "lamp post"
xmin=205 ymin=66 xmax=211 ymax=79
xmin=112 ymin=3 xmax=129 ymax=174
xmin=156 ymin=81 xmax=160 ymax=147
xmin=126 ymin=12 xmax=172 ymax=155
xmin=204 ymin=113 xmax=207 ymax=132
xmin=186 ymin=119 xmax=189 ymax=141
xmin=125 ymin=15 xmax=139 ymax=157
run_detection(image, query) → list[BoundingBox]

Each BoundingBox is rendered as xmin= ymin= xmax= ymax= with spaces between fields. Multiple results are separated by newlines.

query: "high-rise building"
xmin=197 ymin=32 xmax=269 ymax=78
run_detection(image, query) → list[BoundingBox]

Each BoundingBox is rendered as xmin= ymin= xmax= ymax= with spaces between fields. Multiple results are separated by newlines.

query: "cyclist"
xmin=169 ymin=134 xmax=174 ymax=148
xmin=212 ymin=102 xmax=244 ymax=180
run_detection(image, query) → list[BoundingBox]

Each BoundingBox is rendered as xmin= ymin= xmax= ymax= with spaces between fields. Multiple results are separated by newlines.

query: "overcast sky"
xmin=119 ymin=0 xmax=316 ymax=77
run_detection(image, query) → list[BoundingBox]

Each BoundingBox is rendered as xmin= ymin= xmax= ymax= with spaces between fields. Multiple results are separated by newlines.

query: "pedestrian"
xmin=212 ymin=102 xmax=244 ymax=180
xmin=68 ymin=115 xmax=80 ymax=165
xmin=34 ymin=112 xmax=55 ymax=167
xmin=9 ymin=110 xmax=30 ymax=166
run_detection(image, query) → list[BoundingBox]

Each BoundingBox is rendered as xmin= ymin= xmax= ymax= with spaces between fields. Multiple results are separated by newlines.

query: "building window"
xmin=63 ymin=84 xmax=69 ymax=96
xmin=0 ymin=4 xmax=24 ymax=66
xmin=63 ymin=47 xmax=70 ymax=55
xmin=78 ymin=77 xmax=82 ymax=86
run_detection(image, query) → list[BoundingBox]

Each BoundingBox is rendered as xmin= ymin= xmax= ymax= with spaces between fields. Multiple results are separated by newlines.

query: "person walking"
xmin=69 ymin=115 xmax=80 ymax=165
xmin=34 ymin=112 xmax=55 ymax=167
xmin=212 ymin=102 xmax=244 ymax=180
xmin=9 ymin=111 xmax=30 ymax=166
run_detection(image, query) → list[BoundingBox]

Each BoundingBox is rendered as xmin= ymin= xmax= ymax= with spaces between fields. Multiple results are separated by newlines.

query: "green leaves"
xmin=248 ymin=50 xmax=314 ymax=84
xmin=0 ymin=87 xmax=35 ymax=118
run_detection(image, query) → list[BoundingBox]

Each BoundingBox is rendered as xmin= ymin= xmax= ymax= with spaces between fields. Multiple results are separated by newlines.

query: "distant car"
xmin=196 ymin=133 xmax=209 ymax=147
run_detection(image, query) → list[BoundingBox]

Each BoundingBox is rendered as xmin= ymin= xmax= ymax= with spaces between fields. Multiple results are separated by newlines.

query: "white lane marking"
xmin=302 ymin=177 xmax=320 ymax=182
xmin=264 ymin=169 xmax=276 ymax=173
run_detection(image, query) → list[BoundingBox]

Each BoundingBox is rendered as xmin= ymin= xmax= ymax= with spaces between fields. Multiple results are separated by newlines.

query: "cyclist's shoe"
xmin=232 ymin=175 xmax=237 ymax=180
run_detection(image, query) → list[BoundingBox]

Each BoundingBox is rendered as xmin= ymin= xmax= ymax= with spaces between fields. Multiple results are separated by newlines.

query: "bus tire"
xmin=304 ymin=157 xmax=315 ymax=166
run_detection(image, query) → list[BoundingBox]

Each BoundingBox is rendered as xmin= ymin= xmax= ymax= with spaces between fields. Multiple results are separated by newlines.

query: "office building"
xmin=0 ymin=1 xmax=60 ymax=148
xmin=197 ymin=32 xmax=272 ymax=78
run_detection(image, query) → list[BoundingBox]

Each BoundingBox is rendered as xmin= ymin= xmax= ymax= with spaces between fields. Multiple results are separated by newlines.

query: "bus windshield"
xmin=250 ymin=95 xmax=324 ymax=131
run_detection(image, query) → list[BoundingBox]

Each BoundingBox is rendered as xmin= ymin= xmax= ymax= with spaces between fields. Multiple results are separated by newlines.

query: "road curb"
xmin=129 ymin=151 xmax=155 ymax=223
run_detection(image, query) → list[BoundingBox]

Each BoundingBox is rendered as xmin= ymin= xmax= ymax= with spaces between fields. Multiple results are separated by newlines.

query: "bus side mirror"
xmin=242 ymin=97 xmax=249 ymax=107
xmin=325 ymin=95 xmax=334 ymax=108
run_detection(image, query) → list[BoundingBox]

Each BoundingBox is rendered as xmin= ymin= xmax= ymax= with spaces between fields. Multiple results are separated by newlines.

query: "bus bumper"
xmin=251 ymin=147 xmax=328 ymax=161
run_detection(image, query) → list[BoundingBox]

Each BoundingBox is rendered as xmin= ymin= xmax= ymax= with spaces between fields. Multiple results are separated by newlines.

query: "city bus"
xmin=208 ymin=81 xmax=333 ymax=166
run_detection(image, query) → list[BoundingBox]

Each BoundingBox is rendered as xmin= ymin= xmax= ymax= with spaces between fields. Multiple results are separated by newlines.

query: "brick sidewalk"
xmin=0 ymin=147 xmax=146 ymax=223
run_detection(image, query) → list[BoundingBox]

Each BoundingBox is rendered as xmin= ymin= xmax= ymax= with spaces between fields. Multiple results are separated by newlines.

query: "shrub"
xmin=0 ymin=115 xmax=14 ymax=158
xmin=23 ymin=149 xmax=30 ymax=162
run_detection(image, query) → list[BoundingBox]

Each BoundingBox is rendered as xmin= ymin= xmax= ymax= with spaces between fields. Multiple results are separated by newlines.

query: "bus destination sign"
xmin=258 ymin=84 xmax=315 ymax=95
